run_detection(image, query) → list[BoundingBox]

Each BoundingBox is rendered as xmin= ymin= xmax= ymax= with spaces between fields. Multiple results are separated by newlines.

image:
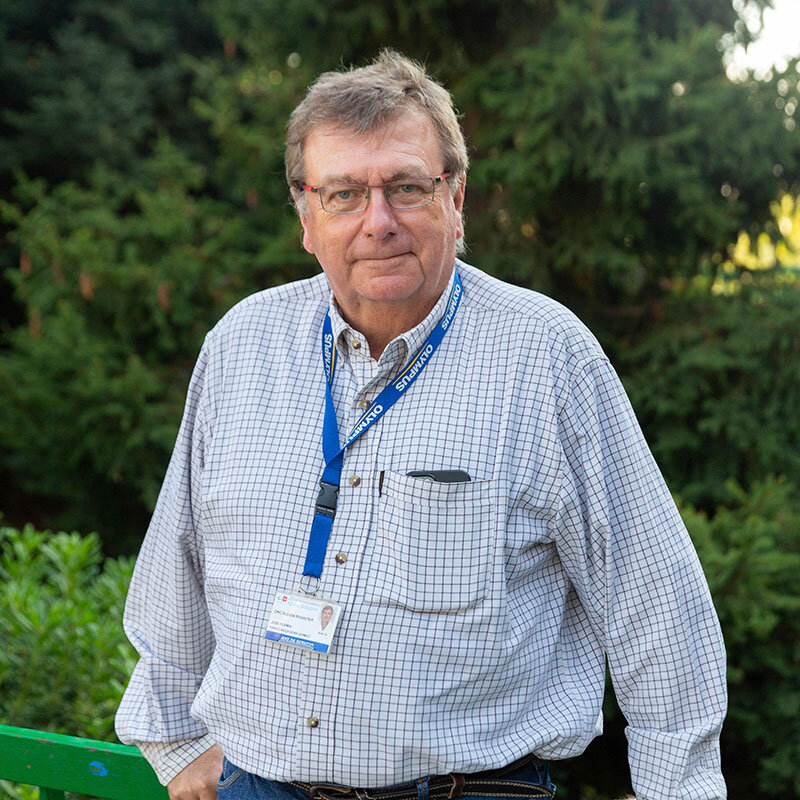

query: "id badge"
xmin=265 ymin=591 xmax=342 ymax=654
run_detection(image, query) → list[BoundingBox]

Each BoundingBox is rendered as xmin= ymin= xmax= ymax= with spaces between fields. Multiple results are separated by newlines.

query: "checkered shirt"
xmin=115 ymin=262 xmax=727 ymax=800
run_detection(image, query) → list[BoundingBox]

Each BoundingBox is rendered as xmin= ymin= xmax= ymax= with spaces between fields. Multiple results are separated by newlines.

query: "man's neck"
xmin=339 ymin=300 xmax=436 ymax=359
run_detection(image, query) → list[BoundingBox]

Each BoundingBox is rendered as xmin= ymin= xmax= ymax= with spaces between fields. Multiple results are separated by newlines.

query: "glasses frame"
xmin=299 ymin=173 xmax=451 ymax=214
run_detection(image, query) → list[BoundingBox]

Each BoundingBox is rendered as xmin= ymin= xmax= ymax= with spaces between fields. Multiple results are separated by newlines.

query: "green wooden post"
xmin=0 ymin=724 xmax=169 ymax=800
xmin=38 ymin=788 xmax=66 ymax=800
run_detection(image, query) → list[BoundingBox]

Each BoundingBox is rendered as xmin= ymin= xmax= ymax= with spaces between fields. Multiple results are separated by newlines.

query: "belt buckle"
xmin=310 ymin=785 xmax=357 ymax=800
xmin=310 ymin=786 xmax=377 ymax=800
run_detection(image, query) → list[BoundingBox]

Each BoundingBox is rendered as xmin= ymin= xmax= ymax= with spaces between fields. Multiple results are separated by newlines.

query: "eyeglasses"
xmin=299 ymin=173 xmax=450 ymax=214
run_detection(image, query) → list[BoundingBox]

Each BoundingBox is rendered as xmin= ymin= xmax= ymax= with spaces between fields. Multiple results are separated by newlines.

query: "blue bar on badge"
xmin=265 ymin=631 xmax=330 ymax=653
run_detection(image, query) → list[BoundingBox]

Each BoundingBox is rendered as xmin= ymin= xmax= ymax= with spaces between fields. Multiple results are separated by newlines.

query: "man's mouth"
xmin=354 ymin=252 xmax=410 ymax=263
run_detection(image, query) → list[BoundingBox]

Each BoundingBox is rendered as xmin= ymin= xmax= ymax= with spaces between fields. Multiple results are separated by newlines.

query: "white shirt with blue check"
xmin=116 ymin=262 xmax=727 ymax=800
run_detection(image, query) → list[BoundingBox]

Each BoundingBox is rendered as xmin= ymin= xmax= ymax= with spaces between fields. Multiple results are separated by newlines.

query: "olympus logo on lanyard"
xmin=393 ymin=343 xmax=435 ymax=392
xmin=349 ymin=403 xmax=385 ymax=440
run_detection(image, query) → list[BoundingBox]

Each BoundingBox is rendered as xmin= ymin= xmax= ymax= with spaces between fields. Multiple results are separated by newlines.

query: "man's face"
xmin=321 ymin=607 xmax=333 ymax=629
xmin=299 ymin=111 xmax=465 ymax=322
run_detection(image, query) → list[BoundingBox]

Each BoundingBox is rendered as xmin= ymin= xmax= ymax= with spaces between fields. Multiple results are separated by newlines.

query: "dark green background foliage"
xmin=0 ymin=0 xmax=799 ymax=797
xmin=623 ymin=280 xmax=800 ymax=506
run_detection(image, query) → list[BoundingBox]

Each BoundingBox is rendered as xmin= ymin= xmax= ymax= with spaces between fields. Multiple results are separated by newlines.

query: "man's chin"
xmin=359 ymin=273 xmax=423 ymax=304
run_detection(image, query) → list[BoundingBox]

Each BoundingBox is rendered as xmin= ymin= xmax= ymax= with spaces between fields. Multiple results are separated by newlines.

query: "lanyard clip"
xmin=315 ymin=480 xmax=339 ymax=518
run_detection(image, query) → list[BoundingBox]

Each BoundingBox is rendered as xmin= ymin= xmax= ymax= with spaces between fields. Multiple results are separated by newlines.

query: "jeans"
xmin=216 ymin=756 xmax=556 ymax=800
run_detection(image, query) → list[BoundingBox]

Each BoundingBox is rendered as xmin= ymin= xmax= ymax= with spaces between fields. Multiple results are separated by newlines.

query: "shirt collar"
xmin=326 ymin=266 xmax=456 ymax=366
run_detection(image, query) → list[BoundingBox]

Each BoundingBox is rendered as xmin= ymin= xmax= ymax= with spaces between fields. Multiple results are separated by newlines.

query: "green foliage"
xmin=0 ymin=0 xmax=216 ymax=185
xmin=1 ymin=0 xmax=799 ymax=542
xmin=622 ymin=283 xmax=800 ymax=508
xmin=0 ymin=523 xmax=136 ymax=741
xmin=680 ymin=477 xmax=800 ymax=797
xmin=0 ymin=523 xmax=137 ymax=800
xmin=0 ymin=138 xmax=316 ymax=547
xmin=461 ymin=2 xmax=799 ymax=328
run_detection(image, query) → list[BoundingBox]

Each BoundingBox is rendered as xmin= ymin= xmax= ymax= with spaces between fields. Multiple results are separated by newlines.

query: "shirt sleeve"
xmin=554 ymin=356 xmax=727 ymax=800
xmin=138 ymin=736 xmax=217 ymax=786
xmin=115 ymin=338 xmax=217 ymax=785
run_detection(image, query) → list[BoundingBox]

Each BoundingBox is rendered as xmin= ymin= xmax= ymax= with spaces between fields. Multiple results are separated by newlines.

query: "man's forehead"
xmin=316 ymin=167 xmax=429 ymax=186
xmin=302 ymin=113 xmax=442 ymax=183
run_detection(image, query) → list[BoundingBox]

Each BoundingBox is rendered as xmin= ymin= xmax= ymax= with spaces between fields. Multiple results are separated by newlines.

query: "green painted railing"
xmin=0 ymin=724 xmax=169 ymax=800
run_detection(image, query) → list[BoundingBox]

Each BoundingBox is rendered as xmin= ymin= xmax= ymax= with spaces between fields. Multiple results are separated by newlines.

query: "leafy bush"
xmin=623 ymin=285 xmax=800 ymax=509
xmin=2 ymin=0 xmax=800 ymax=549
xmin=0 ymin=523 xmax=136 ymax=739
xmin=681 ymin=477 xmax=800 ymax=798
xmin=0 ymin=523 xmax=136 ymax=799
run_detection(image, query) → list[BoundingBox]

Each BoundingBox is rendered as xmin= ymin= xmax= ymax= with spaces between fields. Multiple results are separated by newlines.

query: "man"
xmin=116 ymin=51 xmax=727 ymax=800
xmin=319 ymin=606 xmax=334 ymax=632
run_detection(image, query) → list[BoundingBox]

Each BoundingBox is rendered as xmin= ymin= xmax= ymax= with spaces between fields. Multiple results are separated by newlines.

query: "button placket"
xmin=295 ymin=635 xmax=336 ymax=769
xmin=296 ymin=332 xmax=361 ymax=771
xmin=342 ymin=416 xmax=383 ymax=589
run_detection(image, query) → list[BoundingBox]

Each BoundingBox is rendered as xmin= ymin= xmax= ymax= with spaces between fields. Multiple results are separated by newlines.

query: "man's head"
xmin=286 ymin=50 xmax=468 ymax=215
xmin=320 ymin=605 xmax=334 ymax=630
xmin=285 ymin=51 xmax=468 ymax=331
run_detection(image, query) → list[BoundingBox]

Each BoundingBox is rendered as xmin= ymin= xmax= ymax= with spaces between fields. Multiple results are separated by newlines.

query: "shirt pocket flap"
xmin=364 ymin=470 xmax=500 ymax=613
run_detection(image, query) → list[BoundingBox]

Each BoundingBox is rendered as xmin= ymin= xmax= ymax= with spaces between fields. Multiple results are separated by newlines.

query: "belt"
xmin=290 ymin=754 xmax=551 ymax=800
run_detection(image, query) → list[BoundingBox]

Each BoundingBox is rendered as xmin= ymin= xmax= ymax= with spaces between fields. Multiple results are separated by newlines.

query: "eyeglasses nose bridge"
xmin=362 ymin=183 xmax=398 ymax=216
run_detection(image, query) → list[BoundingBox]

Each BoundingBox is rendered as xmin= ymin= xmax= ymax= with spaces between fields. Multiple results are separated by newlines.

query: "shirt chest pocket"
xmin=362 ymin=470 xmax=499 ymax=613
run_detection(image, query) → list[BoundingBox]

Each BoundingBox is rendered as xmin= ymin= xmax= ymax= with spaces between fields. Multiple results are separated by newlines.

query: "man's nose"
xmin=361 ymin=187 xmax=398 ymax=238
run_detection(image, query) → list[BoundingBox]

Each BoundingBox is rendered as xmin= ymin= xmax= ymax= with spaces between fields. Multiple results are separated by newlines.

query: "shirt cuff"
xmin=138 ymin=735 xmax=217 ymax=786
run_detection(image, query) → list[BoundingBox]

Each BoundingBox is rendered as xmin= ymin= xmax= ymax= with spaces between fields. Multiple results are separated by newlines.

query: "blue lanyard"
xmin=301 ymin=268 xmax=463 ymax=585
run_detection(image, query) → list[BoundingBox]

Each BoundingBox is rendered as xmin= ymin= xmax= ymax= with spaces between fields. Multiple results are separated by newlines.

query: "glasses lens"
xmin=386 ymin=178 xmax=434 ymax=209
xmin=321 ymin=185 xmax=369 ymax=213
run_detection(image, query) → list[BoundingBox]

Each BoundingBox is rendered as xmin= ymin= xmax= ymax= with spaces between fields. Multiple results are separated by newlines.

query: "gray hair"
xmin=285 ymin=50 xmax=468 ymax=216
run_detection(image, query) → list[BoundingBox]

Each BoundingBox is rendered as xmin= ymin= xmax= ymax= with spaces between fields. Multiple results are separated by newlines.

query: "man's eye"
xmin=389 ymin=181 xmax=427 ymax=198
xmin=333 ymin=189 xmax=353 ymax=200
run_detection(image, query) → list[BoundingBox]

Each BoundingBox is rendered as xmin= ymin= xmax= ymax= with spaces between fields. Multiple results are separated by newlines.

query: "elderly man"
xmin=116 ymin=51 xmax=727 ymax=800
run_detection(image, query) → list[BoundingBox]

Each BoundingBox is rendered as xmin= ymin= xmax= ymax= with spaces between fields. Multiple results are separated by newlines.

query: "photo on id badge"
xmin=265 ymin=592 xmax=342 ymax=654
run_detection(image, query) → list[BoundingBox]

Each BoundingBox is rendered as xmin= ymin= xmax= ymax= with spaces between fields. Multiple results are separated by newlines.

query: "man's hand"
xmin=167 ymin=744 xmax=225 ymax=800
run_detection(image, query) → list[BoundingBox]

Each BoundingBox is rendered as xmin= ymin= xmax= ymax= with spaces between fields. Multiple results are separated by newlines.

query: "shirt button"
xmin=351 ymin=339 xmax=361 ymax=350
xmin=306 ymin=716 xmax=319 ymax=728
xmin=349 ymin=475 xmax=361 ymax=487
xmin=359 ymin=398 xmax=370 ymax=410
xmin=335 ymin=552 xmax=347 ymax=564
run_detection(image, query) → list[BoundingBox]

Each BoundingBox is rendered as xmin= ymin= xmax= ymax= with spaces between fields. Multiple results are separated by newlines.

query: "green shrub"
xmin=0 ymin=523 xmax=136 ymax=740
xmin=0 ymin=523 xmax=137 ymax=799
xmin=623 ymin=286 xmax=800 ymax=509
xmin=681 ymin=477 xmax=800 ymax=797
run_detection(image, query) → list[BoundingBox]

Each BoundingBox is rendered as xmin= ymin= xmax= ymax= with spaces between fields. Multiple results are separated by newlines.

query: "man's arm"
xmin=115 ymin=339 xmax=219 ymax=786
xmin=555 ymin=356 xmax=727 ymax=800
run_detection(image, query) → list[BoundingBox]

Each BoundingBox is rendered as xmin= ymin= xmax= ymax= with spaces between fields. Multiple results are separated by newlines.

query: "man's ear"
xmin=293 ymin=192 xmax=315 ymax=254
xmin=453 ymin=174 xmax=466 ymax=240
xmin=300 ymin=217 xmax=315 ymax=255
